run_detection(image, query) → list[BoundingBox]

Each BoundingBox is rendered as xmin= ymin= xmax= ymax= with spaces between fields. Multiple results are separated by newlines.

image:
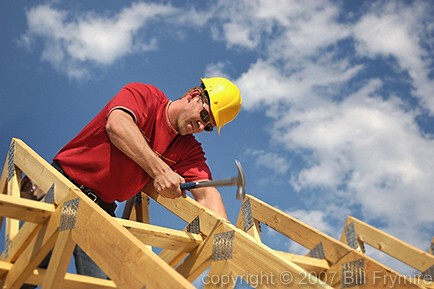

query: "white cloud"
xmin=21 ymin=3 xmax=176 ymax=79
xmin=353 ymin=1 xmax=434 ymax=114
xmin=220 ymin=0 xmax=434 ymax=253
xmin=18 ymin=0 xmax=434 ymax=267
xmin=245 ymin=149 xmax=289 ymax=174
xmin=203 ymin=62 xmax=231 ymax=79
xmin=288 ymin=209 xmax=334 ymax=235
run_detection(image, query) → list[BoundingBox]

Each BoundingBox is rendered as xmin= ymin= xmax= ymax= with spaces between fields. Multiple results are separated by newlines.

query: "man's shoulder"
xmin=122 ymin=82 xmax=168 ymax=102
xmin=124 ymin=82 xmax=163 ymax=93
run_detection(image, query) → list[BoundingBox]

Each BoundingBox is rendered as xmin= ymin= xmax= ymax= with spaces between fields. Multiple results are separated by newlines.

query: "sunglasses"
xmin=200 ymin=96 xmax=214 ymax=132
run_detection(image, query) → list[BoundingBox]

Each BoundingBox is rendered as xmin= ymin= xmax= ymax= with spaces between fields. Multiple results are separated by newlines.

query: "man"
xmin=52 ymin=77 xmax=242 ymax=278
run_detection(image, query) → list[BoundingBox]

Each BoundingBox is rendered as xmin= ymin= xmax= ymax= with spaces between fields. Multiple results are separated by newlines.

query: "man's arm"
xmin=106 ymin=109 xmax=184 ymax=198
xmin=190 ymin=187 xmax=228 ymax=220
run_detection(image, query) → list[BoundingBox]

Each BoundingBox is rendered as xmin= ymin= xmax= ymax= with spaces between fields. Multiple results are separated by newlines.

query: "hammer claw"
xmin=180 ymin=160 xmax=246 ymax=200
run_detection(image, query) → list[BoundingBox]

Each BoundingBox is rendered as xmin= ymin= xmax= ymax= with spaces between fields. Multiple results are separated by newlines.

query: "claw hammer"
xmin=180 ymin=160 xmax=246 ymax=200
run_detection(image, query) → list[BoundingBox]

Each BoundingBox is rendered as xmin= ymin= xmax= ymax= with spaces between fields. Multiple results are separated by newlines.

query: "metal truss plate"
xmin=44 ymin=184 xmax=55 ymax=204
xmin=4 ymin=234 xmax=11 ymax=259
xmin=345 ymin=223 xmax=359 ymax=249
xmin=341 ymin=259 xmax=365 ymax=288
xmin=421 ymin=264 xmax=434 ymax=281
xmin=60 ymin=198 xmax=80 ymax=231
xmin=241 ymin=199 xmax=254 ymax=231
xmin=212 ymin=231 xmax=235 ymax=261
xmin=186 ymin=216 xmax=200 ymax=234
xmin=7 ymin=142 xmax=15 ymax=182
xmin=309 ymin=242 xmax=325 ymax=259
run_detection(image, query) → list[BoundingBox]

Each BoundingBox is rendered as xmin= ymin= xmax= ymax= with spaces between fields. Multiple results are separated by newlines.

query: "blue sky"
xmin=1 ymin=0 xmax=434 ymax=286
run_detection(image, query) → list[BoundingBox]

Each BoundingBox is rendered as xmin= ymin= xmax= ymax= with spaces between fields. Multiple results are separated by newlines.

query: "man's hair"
xmin=179 ymin=86 xmax=209 ymax=104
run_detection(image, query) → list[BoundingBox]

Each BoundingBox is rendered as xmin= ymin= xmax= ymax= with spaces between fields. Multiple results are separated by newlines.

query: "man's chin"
xmin=179 ymin=126 xmax=194 ymax=136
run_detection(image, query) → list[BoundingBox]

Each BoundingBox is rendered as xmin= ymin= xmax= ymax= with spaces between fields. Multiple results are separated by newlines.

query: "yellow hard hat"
xmin=201 ymin=77 xmax=242 ymax=134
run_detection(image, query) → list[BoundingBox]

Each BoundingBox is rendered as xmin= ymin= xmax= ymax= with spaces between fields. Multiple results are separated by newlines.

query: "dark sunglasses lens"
xmin=204 ymin=124 xmax=213 ymax=131
xmin=200 ymin=109 xmax=210 ymax=122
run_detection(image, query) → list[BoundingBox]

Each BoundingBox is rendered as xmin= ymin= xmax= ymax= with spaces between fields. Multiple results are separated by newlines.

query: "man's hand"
xmin=153 ymin=170 xmax=185 ymax=199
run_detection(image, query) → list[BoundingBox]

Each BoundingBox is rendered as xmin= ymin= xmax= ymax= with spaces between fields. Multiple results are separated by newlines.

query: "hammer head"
xmin=234 ymin=160 xmax=246 ymax=200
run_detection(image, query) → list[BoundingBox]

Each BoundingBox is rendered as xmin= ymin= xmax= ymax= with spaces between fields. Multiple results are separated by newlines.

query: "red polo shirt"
xmin=54 ymin=82 xmax=212 ymax=202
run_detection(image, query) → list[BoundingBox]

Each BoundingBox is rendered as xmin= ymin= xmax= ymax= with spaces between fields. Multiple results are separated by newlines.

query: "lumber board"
xmin=5 ymin=169 xmax=21 ymax=251
xmin=0 ymin=157 xmax=8 ymax=230
xmin=226 ymin=224 xmax=333 ymax=289
xmin=41 ymin=229 xmax=75 ymax=289
xmin=344 ymin=216 xmax=434 ymax=272
xmin=0 ymin=154 xmax=8 ymax=196
xmin=430 ymin=237 xmax=434 ymax=255
xmin=116 ymin=218 xmax=203 ymax=251
xmin=0 ymin=260 xmax=116 ymax=289
xmin=176 ymin=221 xmax=224 ymax=281
xmin=2 ymin=188 xmax=68 ymax=289
xmin=144 ymin=183 xmax=229 ymax=236
xmin=121 ymin=196 xmax=134 ymax=219
xmin=68 ymin=189 xmax=195 ymax=289
xmin=235 ymin=208 xmax=261 ymax=241
xmin=159 ymin=248 xmax=188 ymax=267
xmin=12 ymin=138 xmax=75 ymax=205
xmin=247 ymin=195 xmax=350 ymax=263
xmin=0 ymin=222 xmax=41 ymax=262
xmin=203 ymin=260 xmax=235 ymax=289
xmin=137 ymin=193 xmax=150 ymax=223
xmin=122 ymin=193 xmax=150 ymax=223
xmin=0 ymin=193 xmax=55 ymax=224
xmin=275 ymin=251 xmax=330 ymax=274
xmin=325 ymin=250 xmax=427 ymax=289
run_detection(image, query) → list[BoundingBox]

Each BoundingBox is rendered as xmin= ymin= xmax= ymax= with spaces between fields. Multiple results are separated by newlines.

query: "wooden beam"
xmin=325 ymin=250 xmax=426 ymax=289
xmin=275 ymin=251 xmax=329 ymax=274
xmin=121 ymin=196 xmax=134 ymax=219
xmin=0 ymin=193 xmax=55 ymax=224
xmin=144 ymin=184 xmax=229 ymax=236
xmin=0 ymin=260 xmax=116 ymax=289
xmin=5 ymin=167 xmax=21 ymax=252
xmin=203 ymin=260 xmax=235 ymax=289
xmin=0 ymin=222 xmax=41 ymax=262
xmin=12 ymin=138 xmax=76 ymax=205
xmin=0 ymin=156 xmax=8 ymax=230
xmin=41 ymin=229 xmax=76 ymax=289
xmin=176 ymin=221 xmax=224 ymax=282
xmin=136 ymin=193 xmax=150 ymax=223
xmin=430 ymin=237 xmax=434 ymax=255
xmin=0 ymin=151 xmax=8 ymax=196
xmin=247 ymin=194 xmax=350 ymax=263
xmin=69 ymin=189 xmax=195 ymax=289
xmin=344 ymin=216 xmax=434 ymax=272
xmin=225 ymin=224 xmax=333 ymax=289
xmin=116 ymin=218 xmax=203 ymax=252
xmin=122 ymin=193 xmax=150 ymax=223
xmin=2 ymin=188 xmax=68 ymax=289
xmin=235 ymin=208 xmax=261 ymax=242
xmin=159 ymin=249 xmax=188 ymax=267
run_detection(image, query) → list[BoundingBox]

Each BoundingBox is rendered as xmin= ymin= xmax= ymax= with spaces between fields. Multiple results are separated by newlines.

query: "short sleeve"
xmin=106 ymin=83 xmax=165 ymax=128
xmin=172 ymin=137 xmax=212 ymax=182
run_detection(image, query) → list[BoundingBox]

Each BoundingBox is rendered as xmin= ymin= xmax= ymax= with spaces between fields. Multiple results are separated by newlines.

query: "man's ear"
xmin=190 ymin=88 xmax=202 ymax=98
xmin=185 ymin=87 xmax=201 ymax=102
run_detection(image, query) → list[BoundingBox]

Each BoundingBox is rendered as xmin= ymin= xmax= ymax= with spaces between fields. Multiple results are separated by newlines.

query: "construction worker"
xmin=51 ymin=77 xmax=242 ymax=279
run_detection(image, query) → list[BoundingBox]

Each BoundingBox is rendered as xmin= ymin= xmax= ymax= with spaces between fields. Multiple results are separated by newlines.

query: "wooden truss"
xmin=0 ymin=138 xmax=433 ymax=288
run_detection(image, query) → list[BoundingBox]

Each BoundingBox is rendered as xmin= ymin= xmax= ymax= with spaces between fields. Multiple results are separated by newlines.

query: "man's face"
xmin=177 ymin=95 xmax=215 ymax=135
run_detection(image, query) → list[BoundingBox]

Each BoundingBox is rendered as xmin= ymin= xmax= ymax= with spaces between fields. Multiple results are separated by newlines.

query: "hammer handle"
xmin=180 ymin=177 xmax=237 ymax=190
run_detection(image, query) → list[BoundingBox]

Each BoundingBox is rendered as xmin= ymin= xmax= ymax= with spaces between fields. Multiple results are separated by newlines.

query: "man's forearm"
xmin=106 ymin=109 xmax=169 ymax=178
xmin=191 ymin=187 xmax=228 ymax=220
